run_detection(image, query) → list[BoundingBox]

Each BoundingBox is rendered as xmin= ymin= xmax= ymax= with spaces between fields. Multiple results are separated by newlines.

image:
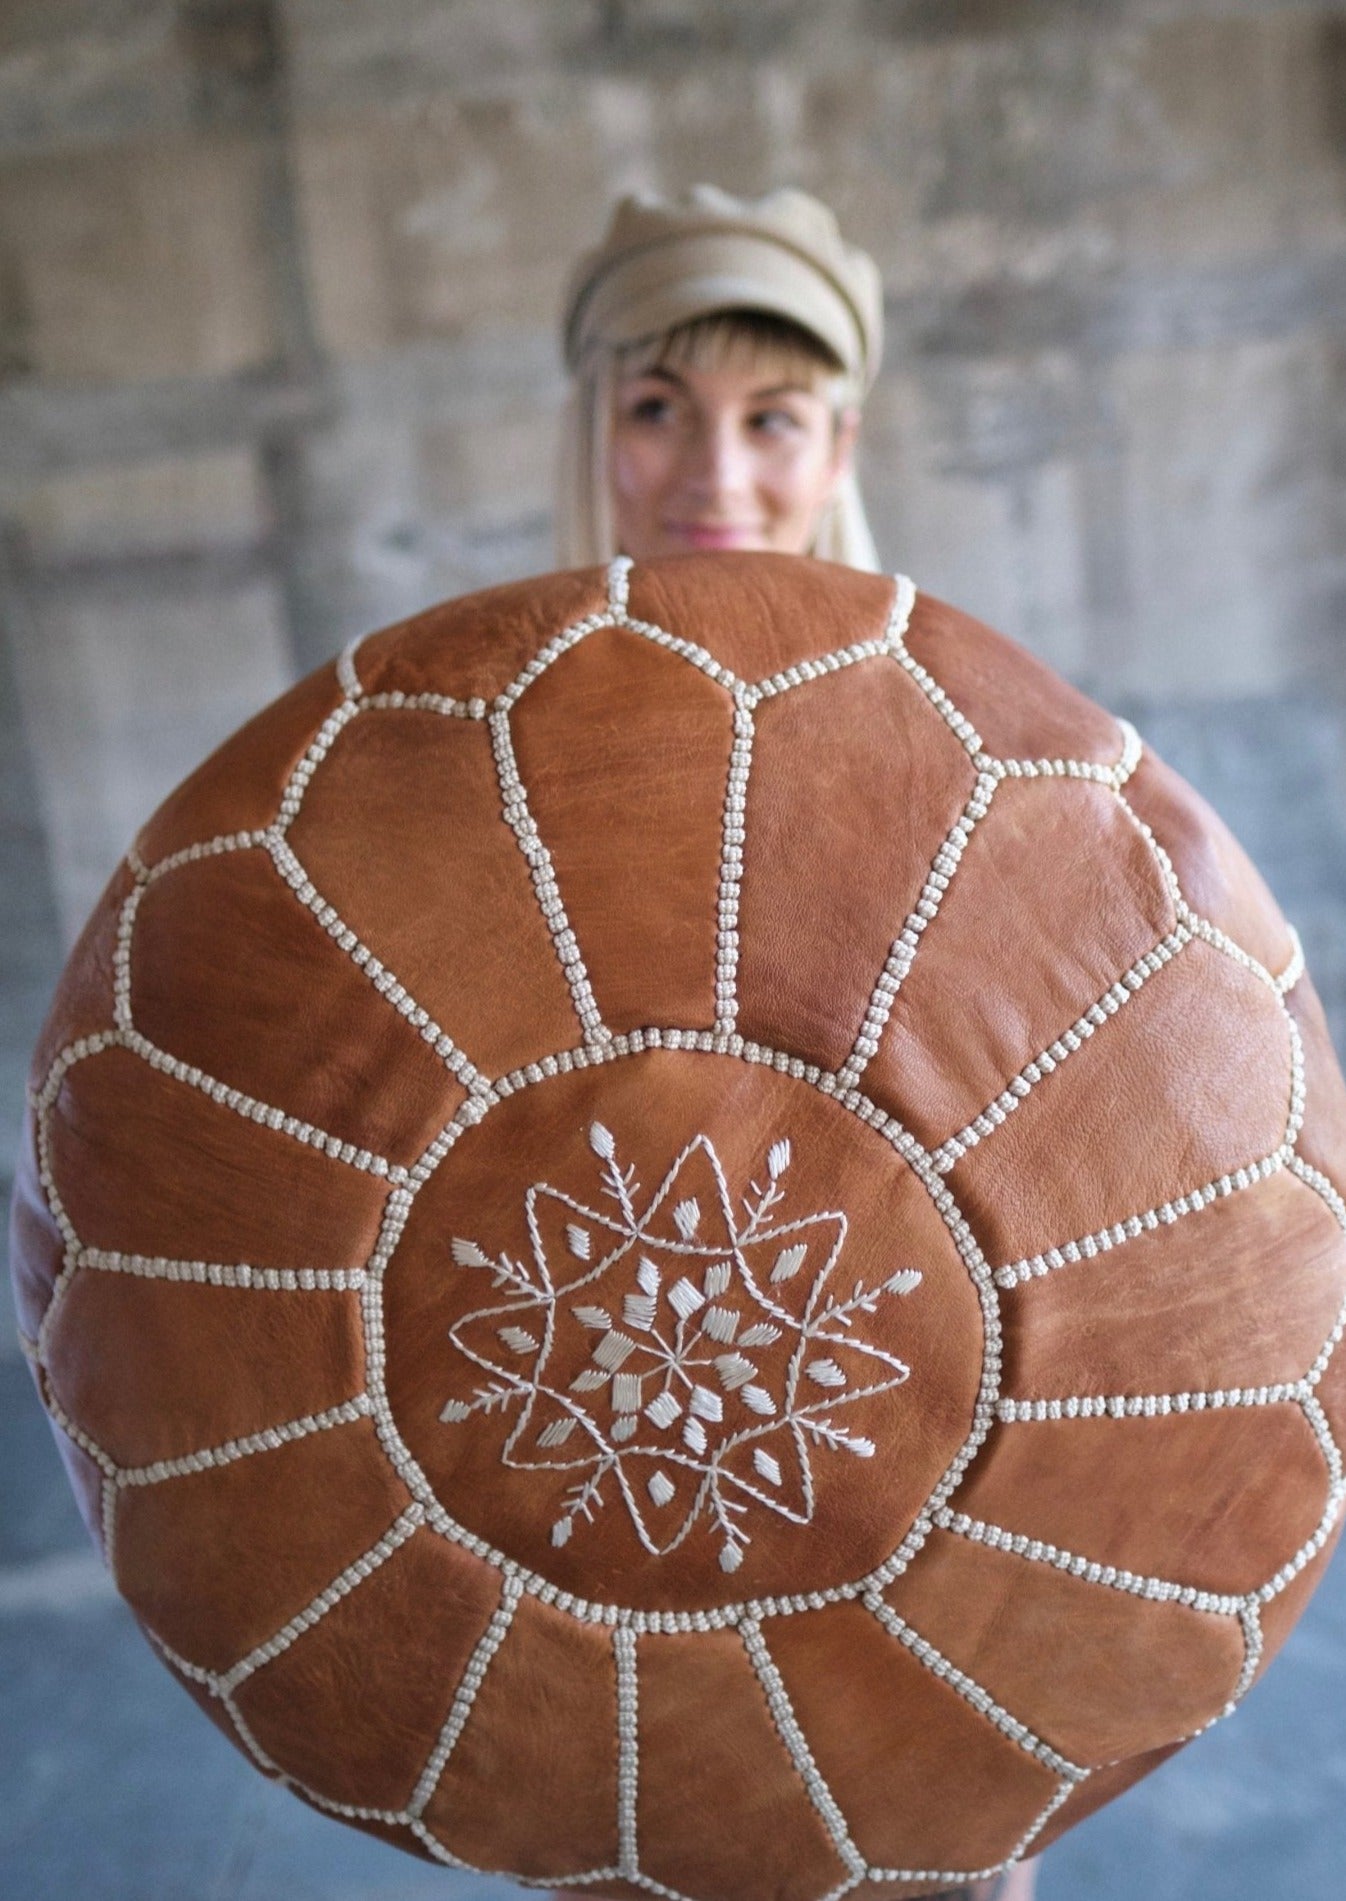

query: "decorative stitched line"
xmin=141 ymin=829 xmax=271 ymax=885
xmin=114 ymin=1395 xmax=372 ymax=1489
xmin=930 ymin=927 xmax=1194 ymax=1175
xmin=1284 ymin=1009 xmax=1308 ymax=1150
xmin=111 ymin=879 xmax=143 ymax=1029
xmin=713 ymin=693 xmax=753 ymax=1036
xmin=997 ymin=1384 xmax=1308 ymax=1424
xmin=1275 ymin=930 xmax=1306 ymax=998
xmin=608 ymin=555 xmax=632 ymax=616
xmin=362 ymin=688 xmax=491 ymax=719
xmin=489 ymin=706 xmax=610 ymax=1049
xmin=298 ymin=1790 xmax=406 ymax=1826
xmin=1288 ymin=1153 xmax=1346 ymax=1233
xmin=835 ymin=772 xmax=999 ymax=1094
xmin=614 ymin=1623 xmax=640 ymax=1873
xmin=1253 ymin=1478 xmax=1346 ymax=1602
xmin=1230 ymin=1602 xmax=1264 ymax=1708
xmin=862 ymin=1863 xmax=1010 ymax=1889
xmin=885 ymin=572 xmax=919 ymax=648
xmin=406 ymin=1569 xmax=524 ymax=1818
xmin=887 ymin=639 xmax=983 ymax=758
xmin=863 ymin=1594 xmax=1085 ymax=1782
xmin=406 ymin=1817 xmax=477 ymax=1869
xmin=76 ymin=1249 xmax=365 ymax=1292
xmin=932 ymin=1506 xmax=1245 ymax=1615
xmin=218 ymin=1503 xmax=424 ymax=1695
xmin=1300 ymin=1393 xmax=1343 ymax=1491
xmin=337 ymin=637 xmax=365 ymax=699
xmin=274 ymin=696 xmax=363 ymax=833
xmin=119 ymin=1023 xmax=407 ymax=1182
xmin=975 ymin=718 xmax=1141 ymax=791
xmin=993 ymin=1150 xmax=1287 ymax=1289
xmin=266 ymin=830 xmax=487 ymax=1094
xmin=748 ymin=637 xmax=893 ymax=705
xmin=1006 ymin=1778 xmax=1077 ymax=1864
xmin=221 ymin=1691 xmax=283 ymax=1775
xmin=1303 ymin=1290 xmax=1346 ymax=1391
xmin=101 ymin=1476 xmax=118 ymax=1576
xmin=740 ymin=1617 xmax=867 ymax=1878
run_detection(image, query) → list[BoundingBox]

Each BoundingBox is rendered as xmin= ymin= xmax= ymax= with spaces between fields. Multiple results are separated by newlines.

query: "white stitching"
xmin=114 ymin=1395 xmax=372 ymax=1489
xmin=740 ymin=1616 xmax=867 ymax=1878
xmin=407 ymin=1569 xmax=524 ymax=1818
xmin=614 ymin=1622 xmax=640 ymax=1873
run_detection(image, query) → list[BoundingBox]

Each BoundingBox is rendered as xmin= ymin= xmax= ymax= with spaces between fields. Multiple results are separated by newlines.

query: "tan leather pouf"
xmin=12 ymin=554 xmax=1346 ymax=1898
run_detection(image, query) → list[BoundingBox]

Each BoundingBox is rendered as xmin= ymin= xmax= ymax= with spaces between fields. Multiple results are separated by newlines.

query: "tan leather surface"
xmin=137 ymin=664 xmax=345 ymax=866
xmin=633 ymin=1627 xmax=848 ymax=1901
xmin=233 ymin=1528 xmax=501 ymax=1812
xmin=1124 ymin=748 xmax=1295 ymax=976
xmin=1002 ymin=1169 xmax=1346 ymax=1399
xmin=288 ymin=709 xmax=581 ymax=1076
xmin=426 ymin=1591 xmax=620 ymax=1875
xmin=767 ymin=1600 xmax=1060 ymax=1869
xmin=115 ymin=1416 xmax=411 ymax=1671
xmin=885 ymin=1528 xmax=1244 ymax=1766
xmin=44 ymin=1270 xmax=364 ymax=1470
xmin=953 ymin=1404 xmax=1329 ymax=1595
xmin=510 ymin=626 xmax=731 ymax=1034
xmin=46 ymin=1044 xmax=388 ymax=1267
xmin=737 ymin=658 xmax=975 ymax=1075
xmin=13 ymin=552 xmax=1346 ymax=1887
xmin=356 ymin=567 xmax=607 ymax=704
xmin=903 ymin=592 xmax=1122 ymax=764
xmin=29 ymin=859 xmax=129 ymax=1086
xmin=389 ymin=1048 xmax=981 ymax=1610
xmin=869 ymin=781 xmax=1176 ymax=1148
xmin=132 ymin=848 xmax=466 ymax=1164
xmin=950 ymin=938 xmax=1293 ymax=1267
xmin=626 ymin=551 xmax=895 ymax=682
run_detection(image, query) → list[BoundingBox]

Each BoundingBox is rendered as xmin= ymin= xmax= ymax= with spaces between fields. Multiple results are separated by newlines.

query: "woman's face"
xmin=608 ymin=356 xmax=859 ymax=560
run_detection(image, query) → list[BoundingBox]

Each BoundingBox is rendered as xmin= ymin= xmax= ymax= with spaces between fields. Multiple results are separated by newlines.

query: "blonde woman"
xmin=555 ymin=186 xmax=1041 ymax=1901
xmin=558 ymin=184 xmax=882 ymax=570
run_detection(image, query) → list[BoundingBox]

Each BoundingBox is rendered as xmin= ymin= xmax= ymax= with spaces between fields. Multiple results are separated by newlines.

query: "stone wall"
xmin=2 ymin=0 xmax=1345 ymax=1135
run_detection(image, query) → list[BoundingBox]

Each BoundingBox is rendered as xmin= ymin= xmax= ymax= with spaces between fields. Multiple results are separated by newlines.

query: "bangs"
xmin=621 ymin=310 xmax=847 ymax=392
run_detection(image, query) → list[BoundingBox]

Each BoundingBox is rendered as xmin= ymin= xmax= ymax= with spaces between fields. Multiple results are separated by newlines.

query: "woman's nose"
xmin=683 ymin=421 xmax=751 ymax=504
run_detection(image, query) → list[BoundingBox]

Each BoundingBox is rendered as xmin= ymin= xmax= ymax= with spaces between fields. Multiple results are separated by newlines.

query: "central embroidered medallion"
xmin=437 ymin=1121 xmax=922 ymax=1572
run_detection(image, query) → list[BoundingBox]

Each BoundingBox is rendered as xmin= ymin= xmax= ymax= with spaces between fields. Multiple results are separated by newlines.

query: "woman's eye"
xmin=627 ymin=394 xmax=674 ymax=425
xmin=749 ymin=408 xmax=803 ymax=436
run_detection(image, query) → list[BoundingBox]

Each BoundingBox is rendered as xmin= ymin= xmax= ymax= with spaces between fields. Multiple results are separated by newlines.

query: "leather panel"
xmin=288 ymin=709 xmax=580 ymax=1078
xmin=233 ymin=1528 xmax=502 ymax=1812
xmin=46 ymin=1045 xmax=389 ymax=1268
xmin=625 ymin=551 xmax=896 ymax=682
xmin=1257 ymin=1518 xmax=1344 ymax=1681
xmin=870 ymin=781 xmax=1175 ymax=1148
xmin=30 ymin=860 xmax=131 ymax=1087
xmin=903 ymin=593 xmax=1122 ymax=765
xmin=43 ymin=1270 xmax=364 ymax=1470
xmin=635 ymin=1627 xmax=849 ymax=1901
xmin=509 ymin=625 xmax=732 ymax=1033
xmin=115 ymin=1416 xmax=411 ymax=1671
xmin=132 ymin=848 xmax=465 ymax=1164
xmin=355 ymin=568 xmax=607 ymax=704
xmin=767 ymin=1600 xmax=1060 ymax=1870
xmin=1003 ymin=1169 xmax=1346 ymax=1400
xmin=1124 ymin=748 xmax=1295 ymax=977
xmin=950 ymin=939 xmax=1292 ymax=1267
xmin=137 ymin=664 xmax=344 ymax=866
xmin=884 ymin=1528 xmax=1243 ymax=1766
xmin=388 ymin=1048 xmax=982 ymax=1611
xmin=737 ymin=659 xmax=974 ymax=1074
xmin=425 ymin=1589 xmax=620 ymax=1876
xmin=954 ymin=1404 xmax=1330 ymax=1595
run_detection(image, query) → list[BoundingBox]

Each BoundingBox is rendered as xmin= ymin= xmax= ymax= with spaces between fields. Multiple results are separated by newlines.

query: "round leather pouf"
xmin=13 ymin=553 xmax=1346 ymax=1899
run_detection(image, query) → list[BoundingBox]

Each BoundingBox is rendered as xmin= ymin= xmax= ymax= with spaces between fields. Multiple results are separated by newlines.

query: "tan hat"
xmin=562 ymin=184 xmax=884 ymax=392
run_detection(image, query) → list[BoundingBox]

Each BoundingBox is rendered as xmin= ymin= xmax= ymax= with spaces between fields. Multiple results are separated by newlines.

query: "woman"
xmin=554 ymin=186 xmax=1042 ymax=1901
xmin=557 ymin=183 xmax=883 ymax=570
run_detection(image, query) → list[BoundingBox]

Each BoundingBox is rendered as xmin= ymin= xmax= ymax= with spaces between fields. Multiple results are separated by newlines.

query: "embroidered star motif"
xmin=439 ymin=1122 xmax=921 ymax=1573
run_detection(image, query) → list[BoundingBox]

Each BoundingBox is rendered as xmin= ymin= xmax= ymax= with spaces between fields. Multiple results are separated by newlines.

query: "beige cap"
xmin=562 ymin=184 xmax=884 ymax=393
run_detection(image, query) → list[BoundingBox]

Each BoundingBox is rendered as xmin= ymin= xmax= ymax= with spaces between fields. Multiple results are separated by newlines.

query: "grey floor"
xmin=5 ymin=692 xmax=1346 ymax=1899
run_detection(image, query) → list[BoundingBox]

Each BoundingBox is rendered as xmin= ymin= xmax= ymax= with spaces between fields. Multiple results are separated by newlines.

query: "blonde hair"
xmin=555 ymin=310 xmax=880 ymax=572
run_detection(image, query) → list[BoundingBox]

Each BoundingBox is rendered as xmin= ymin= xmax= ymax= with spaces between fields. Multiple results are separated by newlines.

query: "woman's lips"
xmin=665 ymin=521 xmax=764 ymax=551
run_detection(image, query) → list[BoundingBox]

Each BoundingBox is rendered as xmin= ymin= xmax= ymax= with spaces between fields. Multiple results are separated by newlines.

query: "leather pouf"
xmin=12 ymin=553 xmax=1346 ymax=1899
